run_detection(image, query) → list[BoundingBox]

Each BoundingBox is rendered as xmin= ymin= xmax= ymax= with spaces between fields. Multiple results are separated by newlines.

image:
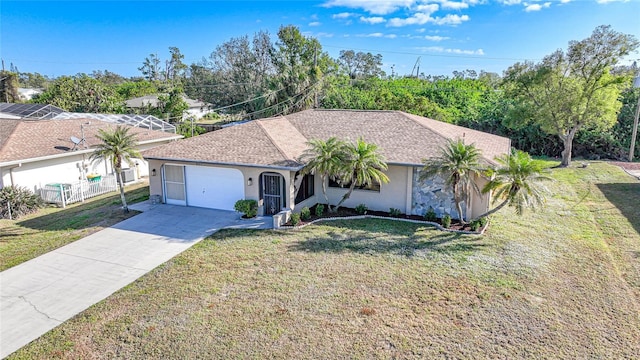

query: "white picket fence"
xmin=39 ymin=174 xmax=118 ymax=208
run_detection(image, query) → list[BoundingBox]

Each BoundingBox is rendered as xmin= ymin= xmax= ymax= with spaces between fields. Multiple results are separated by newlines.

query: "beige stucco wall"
xmin=468 ymin=173 xmax=491 ymax=220
xmin=305 ymin=164 xmax=410 ymax=214
xmin=147 ymin=159 xmax=295 ymax=215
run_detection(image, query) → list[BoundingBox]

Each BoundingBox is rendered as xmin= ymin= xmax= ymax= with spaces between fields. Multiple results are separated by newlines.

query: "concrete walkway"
xmin=0 ymin=203 xmax=271 ymax=358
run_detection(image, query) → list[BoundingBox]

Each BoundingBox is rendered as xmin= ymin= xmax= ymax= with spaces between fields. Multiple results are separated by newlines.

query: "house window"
xmin=295 ymin=174 xmax=314 ymax=204
xmin=328 ymin=178 xmax=381 ymax=192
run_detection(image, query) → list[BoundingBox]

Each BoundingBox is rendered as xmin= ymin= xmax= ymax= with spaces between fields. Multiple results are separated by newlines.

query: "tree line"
xmin=1 ymin=25 xmax=638 ymax=165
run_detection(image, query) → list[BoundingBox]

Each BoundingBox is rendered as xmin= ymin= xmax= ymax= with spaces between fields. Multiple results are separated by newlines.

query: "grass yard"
xmin=0 ymin=182 xmax=149 ymax=271
xmin=9 ymin=162 xmax=640 ymax=359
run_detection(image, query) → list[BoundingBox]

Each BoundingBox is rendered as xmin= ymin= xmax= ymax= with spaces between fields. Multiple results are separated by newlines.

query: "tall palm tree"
xmin=478 ymin=150 xmax=551 ymax=218
xmin=90 ymin=126 xmax=142 ymax=213
xmin=300 ymin=137 xmax=348 ymax=212
xmin=334 ymin=138 xmax=390 ymax=211
xmin=421 ymin=139 xmax=482 ymax=224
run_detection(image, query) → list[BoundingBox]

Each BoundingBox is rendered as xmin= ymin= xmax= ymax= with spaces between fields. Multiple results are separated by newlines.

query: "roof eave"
xmin=142 ymin=156 xmax=304 ymax=171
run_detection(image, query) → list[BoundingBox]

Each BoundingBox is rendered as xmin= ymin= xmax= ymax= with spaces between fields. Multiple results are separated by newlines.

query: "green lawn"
xmin=9 ymin=162 xmax=640 ymax=359
xmin=0 ymin=183 xmax=149 ymax=271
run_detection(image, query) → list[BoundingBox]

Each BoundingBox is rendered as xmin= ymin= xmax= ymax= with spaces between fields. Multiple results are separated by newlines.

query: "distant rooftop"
xmin=125 ymin=94 xmax=209 ymax=109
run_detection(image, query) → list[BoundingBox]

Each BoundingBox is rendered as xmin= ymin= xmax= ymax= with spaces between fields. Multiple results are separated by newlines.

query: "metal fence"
xmin=39 ymin=175 xmax=118 ymax=208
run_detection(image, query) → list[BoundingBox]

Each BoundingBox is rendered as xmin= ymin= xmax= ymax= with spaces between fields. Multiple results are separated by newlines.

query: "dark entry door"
xmin=262 ymin=173 xmax=284 ymax=215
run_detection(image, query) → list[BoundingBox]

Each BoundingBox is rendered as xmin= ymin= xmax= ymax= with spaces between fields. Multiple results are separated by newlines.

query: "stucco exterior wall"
xmin=0 ymin=154 xmax=112 ymax=193
xmin=147 ymin=159 xmax=295 ymax=215
xmin=318 ymin=164 xmax=409 ymax=214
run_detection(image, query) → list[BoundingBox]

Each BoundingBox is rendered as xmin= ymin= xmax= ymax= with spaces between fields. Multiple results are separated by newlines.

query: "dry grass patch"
xmin=8 ymin=162 xmax=640 ymax=359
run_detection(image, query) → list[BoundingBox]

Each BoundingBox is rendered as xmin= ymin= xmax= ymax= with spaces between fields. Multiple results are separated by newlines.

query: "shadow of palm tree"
xmin=286 ymin=219 xmax=487 ymax=257
xmin=596 ymin=182 xmax=640 ymax=235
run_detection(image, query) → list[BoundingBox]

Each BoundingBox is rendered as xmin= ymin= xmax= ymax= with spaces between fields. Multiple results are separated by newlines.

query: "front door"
xmin=261 ymin=173 xmax=284 ymax=215
xmin=163 ymin=164 xmax=186 ymax=206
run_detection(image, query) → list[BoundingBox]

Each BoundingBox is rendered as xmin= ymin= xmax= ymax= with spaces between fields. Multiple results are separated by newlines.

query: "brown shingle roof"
xmin=0 ymin=118 xmax=181 ymax=164
xmin=143 ymin=109 xmax=511 ymax=168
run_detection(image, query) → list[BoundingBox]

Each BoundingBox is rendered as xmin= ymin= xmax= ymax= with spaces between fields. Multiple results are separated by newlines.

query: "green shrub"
xmin=0 ymin=186 xmax=44 ymax=220
xmin=234 ymin=199 xmax=258 ymax=218
xmin=470 ymin=216 xmax=489 ymax=231
xmin=355 ymin=203 xmax=368 ymax=215
xmin=300 ymin=206 xmax=311 ymax=220
xmin=290 ymin=213 xmax=301 ymax=226
xmin=389 ymin=208 xmax=402 ymax=217
xmin=424 ymin=208 xmax=437 ymax=222
xmin=315 ymin=204 xmax=325 ymax=217
xmin=441 ymin=214 xmax=451 ymax=228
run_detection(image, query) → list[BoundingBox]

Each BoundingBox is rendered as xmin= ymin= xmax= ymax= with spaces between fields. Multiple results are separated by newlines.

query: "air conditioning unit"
xmin=120 ymin=168 xmax=136 ymax=183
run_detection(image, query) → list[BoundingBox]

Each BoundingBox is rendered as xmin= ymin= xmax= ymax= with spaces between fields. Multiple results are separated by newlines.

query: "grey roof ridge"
xmin=255 ymin=117 xmax=307 ymax=164
xmin=399 ymin=111 xmax=498 ymax=165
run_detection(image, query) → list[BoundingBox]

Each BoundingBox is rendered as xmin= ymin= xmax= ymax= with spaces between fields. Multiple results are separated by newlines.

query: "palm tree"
xmin=334 ymin=138 xmax=390 ymax=211
xmin=421 ymin=139 xmax=482 ymax=224
xmin=478 ymin=150 xmax=551 ymax=218
xmin=90 ymin=126 xmax=142 ymax=213
xmin=300 ymin=137 xmax=348 ymax=212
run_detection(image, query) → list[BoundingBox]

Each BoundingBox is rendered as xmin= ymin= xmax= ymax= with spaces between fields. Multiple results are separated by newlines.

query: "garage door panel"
xmin=185 ymin=166 xmax=244 ymax=211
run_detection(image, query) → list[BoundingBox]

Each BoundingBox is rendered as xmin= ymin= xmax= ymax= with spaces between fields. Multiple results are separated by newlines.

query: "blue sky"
xmin=1 ymin=0 xmax=638 ymax=78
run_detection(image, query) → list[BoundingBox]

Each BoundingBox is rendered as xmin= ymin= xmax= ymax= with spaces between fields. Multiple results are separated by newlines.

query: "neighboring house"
xmin=0 ymin=118 xmax=182 ymax=192
xmin=144 ymin=109 xmax=511 ymax=220
xmin=124 ymin=94 xmax=212 ymax=120
xmin=17 ymin=88 xmax=43 ymax=101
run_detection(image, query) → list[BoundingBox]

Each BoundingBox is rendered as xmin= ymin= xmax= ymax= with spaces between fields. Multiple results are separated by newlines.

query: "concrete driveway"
xmin=0 ymin=203 xmax=271 ymax=358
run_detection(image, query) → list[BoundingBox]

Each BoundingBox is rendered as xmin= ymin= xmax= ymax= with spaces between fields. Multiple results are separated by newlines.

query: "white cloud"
xmin=357 ymin=32 xmax=398 ymax=38
xmin=431 ymin=14 xmax=470 ymax=25
xmin=404 ymin=34 xmax=450 ymax=40
xmin=322 ymin=0 xmax=414 ymax=15
xmin=424 ymin=35 xmax=450 ymax=41
xmin=416 ymin=28 xmax=426 ymax=33
xmin=499 ymin=0 xmax=523 ymax=4
xmin=560 ymin=0 xmax=571 ymax=3
xmin=438 ymin=1 xmax=470 ymax=10
xmin=303 ymin=31 xmax=334 ymax=38
xmin=416 ymin=46 xmax=485 ymax=55
xmin=524 ymin=2 xmax=551 ymax=11
xmin=596 ymin=0 xmax=628 ymax=3
xmin=332 ymin=12 xmax=355 ymax=19
xmin=415 ymin=3 xmax=440 ymax=12
xmin=360 ymin=16 xmax=387 ymax=24
xmin=309 ymin=21 xmax=322 ymax=26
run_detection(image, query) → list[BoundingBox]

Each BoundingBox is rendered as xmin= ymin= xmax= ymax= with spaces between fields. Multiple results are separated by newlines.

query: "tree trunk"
xmin=454 ymin=193 xmax=466 ymax=224
xmin=116 ymin=168 xmax=129 ymax=213
xmin=334 ymin=182 xmax=357 ymax=212
xmin=321 ymin=175 xmax=334 ymax=213
xmin=560 ymin=130 xmax=576 ymax=167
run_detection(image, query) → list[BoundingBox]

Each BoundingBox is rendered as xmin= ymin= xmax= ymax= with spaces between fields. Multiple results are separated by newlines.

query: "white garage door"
xmin=185 ymin=166 xmax=244 ymax=211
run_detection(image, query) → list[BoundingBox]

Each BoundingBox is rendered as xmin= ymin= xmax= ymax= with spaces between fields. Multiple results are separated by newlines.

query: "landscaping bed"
xmin=285 ymin=204 xmax=483 ymax=232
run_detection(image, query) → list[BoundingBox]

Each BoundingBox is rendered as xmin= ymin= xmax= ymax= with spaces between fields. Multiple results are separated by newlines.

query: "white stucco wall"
xmin=0 ymin=154 xmax=112 ymax=193
xmin=147 ymin=159 xmax=295 ymax=216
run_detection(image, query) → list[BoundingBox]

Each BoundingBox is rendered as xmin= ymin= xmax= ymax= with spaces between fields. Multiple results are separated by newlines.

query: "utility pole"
xmin=629 ymin=75 xmax=640 ymax=162
xmin=313 ymin=44 xmax=318 ymax=108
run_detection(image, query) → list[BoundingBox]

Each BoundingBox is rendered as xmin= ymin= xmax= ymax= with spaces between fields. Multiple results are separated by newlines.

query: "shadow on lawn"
xmin=596 ymin=182 xmax=640 ymax=235
xmin=287 ymin=219 xmax=487 ymax=257
xmin=16 ymin=187 xmax=148 ymax=231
